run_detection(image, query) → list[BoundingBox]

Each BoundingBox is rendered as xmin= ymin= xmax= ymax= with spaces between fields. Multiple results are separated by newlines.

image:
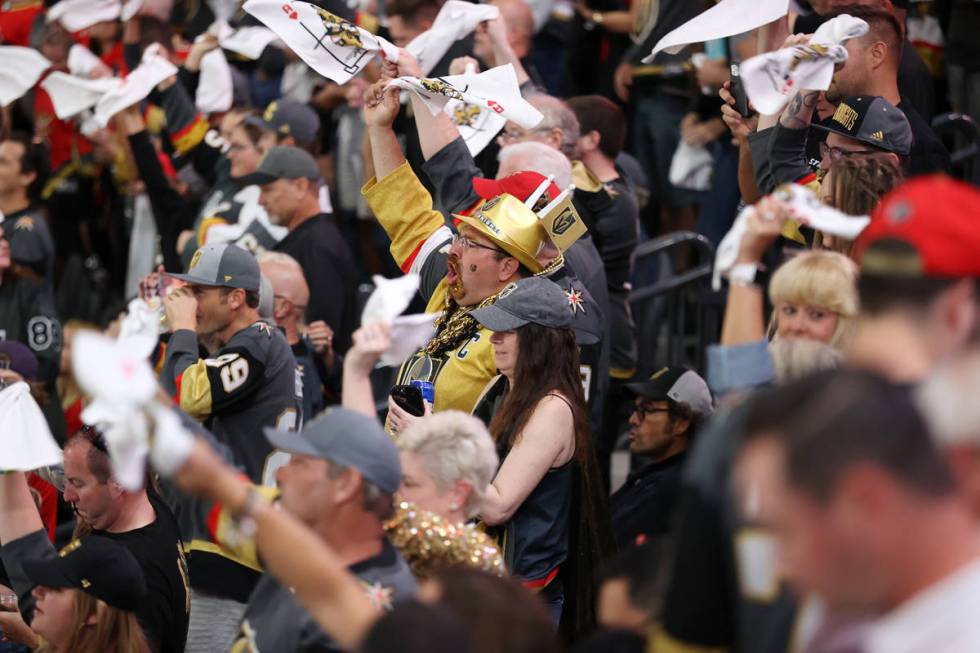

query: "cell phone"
xmin=729 ymin=63 xmax=752 ymax=118
xmin=390 ymin=384 xmax=426 ymax=417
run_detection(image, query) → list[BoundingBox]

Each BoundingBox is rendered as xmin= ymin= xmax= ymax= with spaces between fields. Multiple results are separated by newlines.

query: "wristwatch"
xmin=728 ymin=262 xmax=761 ymax=287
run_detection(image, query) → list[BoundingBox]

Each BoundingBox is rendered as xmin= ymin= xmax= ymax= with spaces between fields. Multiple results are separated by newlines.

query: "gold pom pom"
xmin=385 ymin=501 xmax=505 ymax=578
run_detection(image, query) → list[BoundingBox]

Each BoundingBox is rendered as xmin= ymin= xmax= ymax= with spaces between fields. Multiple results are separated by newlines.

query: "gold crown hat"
xmin=454 ymin=193 xmax=546 ymax=273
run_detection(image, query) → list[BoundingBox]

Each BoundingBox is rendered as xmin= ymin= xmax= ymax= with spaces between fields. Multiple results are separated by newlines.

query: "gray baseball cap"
xmin=264 ymin=408 xmax=401 ymax=495
xmin=238 ymin=146 xmax=320 ymax=187
xmin=470 ymin=276 xmax=573 ymax=333
xmin=627 ymin=367 xmax=713 ymax=418
xmin=169 ymin=243 xmax=261 ymax=292
xmin=245 ymin=99 xmax=321 ymax=147
xmin=813 ymin=95 xmax=912 ymax=156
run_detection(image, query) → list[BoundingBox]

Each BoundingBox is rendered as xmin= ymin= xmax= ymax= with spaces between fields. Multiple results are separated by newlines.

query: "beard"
xmin=825 ymin=82 xmax=844 ymax=106
xmin=446 ymin=254 xmax=466 ymax=301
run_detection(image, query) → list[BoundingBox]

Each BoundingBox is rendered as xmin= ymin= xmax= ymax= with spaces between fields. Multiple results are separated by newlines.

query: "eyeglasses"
xmin=452 ymin=233 xmax=504 ymax=255
xmin=819 ymin=142 xmax=880 ymax=163
xmin=496 ymin=127 xmax=550 ymax=146
xmin=633 ymin=404 xmax=672 ymax=421
xmin=273 ymin=294 xmax=307 ymax=312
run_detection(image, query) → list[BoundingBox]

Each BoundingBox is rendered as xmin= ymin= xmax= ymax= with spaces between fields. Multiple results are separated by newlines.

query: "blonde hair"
xmin=817 ymin=155 xmax=903 ymax=256
xmin=398 ymin=411 xmax=499 ymax=519
xmin=768 ymin=250 xmax=859 ymax=349
xmin=37 ymin=591 xmax=149 ymax=653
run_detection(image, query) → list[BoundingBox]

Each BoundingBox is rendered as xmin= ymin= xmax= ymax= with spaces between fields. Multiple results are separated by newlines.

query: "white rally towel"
xmin=445 ymin=96 xmax=508 ymax=156
xmin=441 ymin=62 xmax=506 ymax=156
xmin=384 ymin=314 xmax=438 ymax=366
xmin=406 ymin=0 xmax=499 ymax=76
xmin=0 ymin=382 xmax=63 ymax=471
xmin=643 ymin=0 xmax=788 ymax=63
xmin=388 ymin=63 xmax=543 ymax=130
xmin=215 ymin=23 xmax=283 ymax=59
xmin=47 ymin=0 xmax=122 ymax=32
xmin=739 ymin=15 xmax=867 ymax=115
xmin=41 ymin=73 xmax=121 ymax=119
xmin=361 ymin=273 xmax=421 ymax=325
xmin=360 ymin=274 xmax=438 ymax=366
xmin=669 ymin=141 xmax=714 ymax=191
xmin=712 ymin=184 xmax=870 ymax=290
xmin=244 ymin=0 xmax=398 ymax=84
xmin=0 ymin=47 xmax=51 ymax=107
xmin=121 ymin=0 xmax=144 ymax=20
xmin=196 ymin=48 xmax=234 ymax=113
xmin=74 ymin=330 xmax=160 ymax=489
xmin=92 ymin=45 xmax=178 ymax=127
xmin=68 ymin=44 xmax=110 ymax=77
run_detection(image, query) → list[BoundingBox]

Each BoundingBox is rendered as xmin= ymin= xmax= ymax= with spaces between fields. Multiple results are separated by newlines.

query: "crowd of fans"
xmin=0 ymin=0 xmax=979 ymax=651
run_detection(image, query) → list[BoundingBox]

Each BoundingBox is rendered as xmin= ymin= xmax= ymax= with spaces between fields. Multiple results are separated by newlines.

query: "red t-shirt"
xmin=26 ymin=473 xmax=58 ymax=542
xmin=0 ymin=2 xmax=44 ymax=47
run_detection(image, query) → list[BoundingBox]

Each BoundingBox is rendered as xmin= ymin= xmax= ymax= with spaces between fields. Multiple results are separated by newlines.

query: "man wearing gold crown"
xmin=360 ymin=77 xmax=600 ymax=429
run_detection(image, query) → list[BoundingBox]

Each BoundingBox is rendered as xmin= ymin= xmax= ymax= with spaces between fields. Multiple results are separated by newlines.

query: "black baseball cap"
xmin=813 ymin=95 xmax=912 ymax=156
xmin=20 ymin=536 xmax=148 ymax=611
xmin=169 ymin=243 xmax=262 ymax=292
xmin=264 ymin=407 xmax=401 ymax=495
xmin=627 ymin=367 xmax=713 ymax=417
xmin=237 ymin=146 xmax=320 ymax=188
xmin=470 ymin=276 xmax=584 ymax=336
xmin=245 ymin=99 xmax=321 ymax=147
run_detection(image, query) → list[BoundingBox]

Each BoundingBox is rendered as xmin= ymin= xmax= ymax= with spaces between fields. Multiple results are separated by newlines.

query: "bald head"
xmin=258 ymin=252 xmax=309 ymax=322
xmin=492 ymin=0 xmax=533 ymax=57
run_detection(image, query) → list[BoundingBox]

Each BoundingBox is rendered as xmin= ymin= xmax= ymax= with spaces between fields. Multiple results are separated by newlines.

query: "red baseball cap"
xmin=472 ymin=171 xmax=561 ymax=204
xmin=853 ymin=175 xmax=980 ymax=278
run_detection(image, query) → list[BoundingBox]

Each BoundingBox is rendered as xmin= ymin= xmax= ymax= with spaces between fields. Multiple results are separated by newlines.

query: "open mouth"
xmin=446 ymin=256 xmax=465 ymax=298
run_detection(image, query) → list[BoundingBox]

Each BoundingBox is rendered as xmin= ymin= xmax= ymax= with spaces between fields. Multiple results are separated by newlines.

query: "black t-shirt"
xmin=93 ymin=492 xmax=190 ymax=653
xmin=945 ymin=0 xmax=980 ymax=69
xmin=274 ymin=214 xmax=358 ymax=354
xmin=897 ymin=97 xmax=953 ymax=176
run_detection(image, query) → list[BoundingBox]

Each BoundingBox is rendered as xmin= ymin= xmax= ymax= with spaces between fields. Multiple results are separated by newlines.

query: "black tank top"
xmin=475 ymin=378 xmax=574 ymax=581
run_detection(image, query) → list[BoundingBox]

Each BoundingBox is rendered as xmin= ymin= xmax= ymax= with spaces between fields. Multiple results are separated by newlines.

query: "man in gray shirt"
xmin=229 ymin=408 xmax=417 ymax=652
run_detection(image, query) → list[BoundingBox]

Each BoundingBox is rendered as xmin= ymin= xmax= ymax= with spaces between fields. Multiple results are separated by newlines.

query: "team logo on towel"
xmin=419 ymin=78 xmax=464 ymax=101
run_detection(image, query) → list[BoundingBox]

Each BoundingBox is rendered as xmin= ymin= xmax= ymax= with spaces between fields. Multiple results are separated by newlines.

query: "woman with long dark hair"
xmin=469 ymin=277 xmax=612 ymax=640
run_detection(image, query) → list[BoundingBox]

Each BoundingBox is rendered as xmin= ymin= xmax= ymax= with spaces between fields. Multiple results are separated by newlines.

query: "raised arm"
xmin=0 ymin=473 xmax=45 ymax=547
xmin=116 ymin=105 xmax=193 ymax=271
xmin=361 ymin=80 xmax=455 ymax=294
xmin=363 ymin=80 xmax=406 ymax=180
xmin=173 ymin=440 xmax=378 ymax=650
xmin=478 ymin=16 xmax=530 ymax=87
xmin=719 ymin=198 xmax=789 ymax=346
xmin=342 ymin=323 xmax=391 ymax=418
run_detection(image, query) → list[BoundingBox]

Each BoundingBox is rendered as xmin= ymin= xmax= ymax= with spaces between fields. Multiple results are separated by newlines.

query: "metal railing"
xmin=628 ymin=231 xmax=722 ymax=375
xmin=931 ymin=112 xmax=980 ymax=185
